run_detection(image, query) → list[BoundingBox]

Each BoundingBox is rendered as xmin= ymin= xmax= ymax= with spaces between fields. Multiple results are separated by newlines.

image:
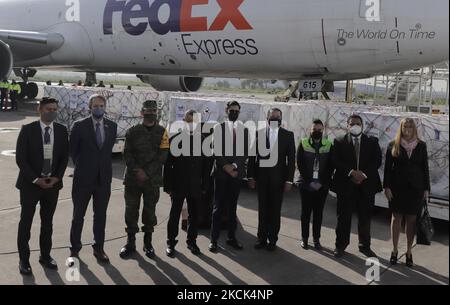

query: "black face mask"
xmin=144 ymin=113 xmax=157 ymax=121
xmin=311 ymin=131 xmax=323 ymax=140
xmin=268 ymin=117 xmax=282 ymax=127
xmin=228 ymin=110 xmax=239 ymax=122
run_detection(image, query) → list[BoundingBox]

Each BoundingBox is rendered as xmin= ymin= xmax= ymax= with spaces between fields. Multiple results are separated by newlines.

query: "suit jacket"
xmin=384 ymin=140 xmax=430 ymax=192
xmin=15 ymin=121 xmax=69 ymax=190
xmin=213 ymin=121 xmax=249 ymax=180
xmin=163 ymin=132 xmax=212 ymax=197
xmin=331 ymin=133 xmax=383 ymax=195
xmin=70 ymin=117 xmax=117 ymax=188
xmin=247 ymin=127 xmax=296 ymax=185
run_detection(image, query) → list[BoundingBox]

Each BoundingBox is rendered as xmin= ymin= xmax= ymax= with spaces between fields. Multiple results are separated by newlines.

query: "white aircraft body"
xmin=0 ymin=0 xmax=448 ymax=94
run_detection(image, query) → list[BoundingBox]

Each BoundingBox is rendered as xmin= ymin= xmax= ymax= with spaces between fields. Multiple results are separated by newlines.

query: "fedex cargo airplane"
xmin=0 ymin=0 xmax=448 ymax=97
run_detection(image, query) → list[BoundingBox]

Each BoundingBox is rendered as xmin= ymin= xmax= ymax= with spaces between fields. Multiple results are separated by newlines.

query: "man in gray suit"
xmin=68 ymin=94 xmax=117 ymax=263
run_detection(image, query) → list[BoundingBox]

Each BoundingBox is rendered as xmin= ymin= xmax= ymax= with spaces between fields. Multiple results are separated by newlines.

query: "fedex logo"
xmin=103 ymin=0 xmax=253 ymax=36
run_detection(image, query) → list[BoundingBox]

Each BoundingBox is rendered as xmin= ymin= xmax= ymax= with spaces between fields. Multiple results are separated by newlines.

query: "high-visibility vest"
xmin=10 ymin=84 xmax=21 ymax=94
xmin=0 ymin=81 xmax=9 ymax=89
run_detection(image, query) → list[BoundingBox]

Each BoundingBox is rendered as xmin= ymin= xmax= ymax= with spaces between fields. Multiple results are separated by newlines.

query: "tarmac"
xmin=0 ymin=103 xmax=448 ymax=285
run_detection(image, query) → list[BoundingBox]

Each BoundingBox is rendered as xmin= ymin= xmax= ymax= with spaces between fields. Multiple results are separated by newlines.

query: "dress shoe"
xmin=119 ymin=234 xmax=136 ymax=259
xmin=390 ymin=251 xmax=398 ymax=265
xmin=143 ymin=233 xmax=155 ymax=259
xmin=187 ymin=241 xmax=201 ymax=255
xmin=166 ymin=239 xmax=178 ymax=257
xmin=166 ymin=245 xmax=176 ymax=257
xmin=266 ymin=243 xmax=277 ymax=252
xmin=334 ymin=248 xmax=345 ymax=258
xmin=119 ymin=244 xmax=136 ymax=259
xmin=359 ymin=247 xmax=377 ymax=258
xmin=208 ymin=241 xmax=218 ymax=253
xmin=93 ymin=249 xmax=110 ymax=263
xmin=226 ymin=238 xmax=243 ymax=250
xmin=406 ymin=254 xmax=414 ymax=268
xmin=39 ymin=256 xmax=58 ymax=270
xmin=19 ymin=261 xmax=32 ymax=276
xmin=143 ymin=244 xmax=155 ymax=259
xmin=300 ymin=239 xmax=309 ymax=250
xmin=313 ymin=240 xmax=322 ymax=251
xmin=254 ymin=240 xmax=267 ymax=250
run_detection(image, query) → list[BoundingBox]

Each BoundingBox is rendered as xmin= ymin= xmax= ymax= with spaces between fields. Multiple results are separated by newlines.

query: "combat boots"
xmin=119 ymin=234 xmax=136 ymax=259
xmin=143 ymin=233 xmax=155 ymax=259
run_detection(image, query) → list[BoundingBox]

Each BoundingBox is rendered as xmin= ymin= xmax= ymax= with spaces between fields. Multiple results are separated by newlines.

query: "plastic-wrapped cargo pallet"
xmin=42 ymin=86 xmax=448 ymax=219
xmin=167 ymin=94 xmax=448 ymax=220
xmin=43 ymin=86 xmax=171 ymax=152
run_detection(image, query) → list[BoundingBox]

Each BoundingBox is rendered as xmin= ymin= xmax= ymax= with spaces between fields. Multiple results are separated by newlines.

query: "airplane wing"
xmin=0 ymin=29 xmax=64 ymax=61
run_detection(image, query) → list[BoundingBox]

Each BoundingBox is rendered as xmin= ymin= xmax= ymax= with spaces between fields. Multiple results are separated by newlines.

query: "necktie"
xmin=354 ymin=137 xmax=360 ymax=170
xmin=44 ymin=127 xmax=50 ymax=144
xmin=96 ymin=123 xmax=103 ymax=148
xmin=42 ymin=127 xmax=51 ymax=176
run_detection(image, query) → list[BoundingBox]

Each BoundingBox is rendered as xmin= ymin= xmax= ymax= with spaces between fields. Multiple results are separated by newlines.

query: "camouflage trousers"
xmin=124 ymin=185 xmax=160 ymax=234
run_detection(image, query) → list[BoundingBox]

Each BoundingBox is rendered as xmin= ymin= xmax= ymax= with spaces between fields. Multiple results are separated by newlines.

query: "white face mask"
xmin=350 ymin=125 xmax=362 ymax=136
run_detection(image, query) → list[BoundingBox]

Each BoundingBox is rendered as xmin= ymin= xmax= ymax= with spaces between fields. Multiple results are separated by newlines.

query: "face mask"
xmin=350 ymin=125 xmax=362 ymax=136
xmin=92 ymin=108 xmax=105 ymax=119
xmin=311 ymin=131 xmax=323 ymax=140
xmin=228 ymin=110 xmax=239 ymax=122
xmin=269 ymin=118 xmax=282 ymax=128
xmin=41 ymin=112 xmax=57 ymax=123
xmin=144 ymin=113 xmax=157 ymax=122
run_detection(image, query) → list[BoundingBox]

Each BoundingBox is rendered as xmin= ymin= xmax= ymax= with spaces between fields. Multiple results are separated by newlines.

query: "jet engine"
xmin=137 ymin=75 xmax=203 ymax=92
xmin=0 ymin=40 xmax=13 ymax=80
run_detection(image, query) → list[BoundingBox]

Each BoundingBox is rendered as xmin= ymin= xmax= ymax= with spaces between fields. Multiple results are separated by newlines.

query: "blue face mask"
xmin=92 ymin=108 xmax=105 ymax=119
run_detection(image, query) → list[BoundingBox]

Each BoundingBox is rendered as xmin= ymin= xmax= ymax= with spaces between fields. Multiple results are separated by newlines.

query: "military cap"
xmin=142 ymin=100 xmax=158 ymax=110
xmin=40 ymin=97 xmax=59 ymax=105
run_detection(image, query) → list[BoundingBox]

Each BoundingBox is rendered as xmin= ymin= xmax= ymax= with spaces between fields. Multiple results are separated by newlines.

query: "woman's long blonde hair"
xmin=392 ymin=118 xmax=420 ymax=157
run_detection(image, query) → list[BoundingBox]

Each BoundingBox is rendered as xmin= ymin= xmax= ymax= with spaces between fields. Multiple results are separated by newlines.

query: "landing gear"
xmin=13 ymin=68 xmax=39 ymax=99
xmin=17 ymin=82 xmax=38 ymax=99
xmin=85 ymin=71 xmax=97 ymax=86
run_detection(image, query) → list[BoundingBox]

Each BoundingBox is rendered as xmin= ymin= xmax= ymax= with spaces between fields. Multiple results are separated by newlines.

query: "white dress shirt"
xmin=33 ymin=121 xmax=54 ymax=183
xmin=348 ymin=134 xmax=367 ymax=178
xmin=268 ymin=126 xmax=279 ymax=149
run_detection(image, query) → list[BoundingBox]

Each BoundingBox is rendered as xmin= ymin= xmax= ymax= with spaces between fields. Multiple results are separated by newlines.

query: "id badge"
xmin=43 ymin=144 xmax=53 ymax=160
xmin=313 ymin=171 xmax=319 ymax=180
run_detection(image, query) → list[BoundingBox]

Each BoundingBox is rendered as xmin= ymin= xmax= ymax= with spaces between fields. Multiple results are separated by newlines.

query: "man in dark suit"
xmin=16 ymin=97 xmax=69 ymax=275
xmin=332 ymin=114 xmax=383 ymax=258
xmin=248 ymin=108 xmax=296 ymax=251
xmin=69 ymin=94 xmax=117 ymax=263
xmin=209 ymin=101 xmax=249 ymax=253
xmin=163 ymin=110 xmax=211 ymax=257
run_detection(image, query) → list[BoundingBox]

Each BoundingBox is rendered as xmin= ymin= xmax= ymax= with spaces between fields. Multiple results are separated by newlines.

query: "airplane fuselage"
xmin=0 ymin=0 xmax=448 ymax=80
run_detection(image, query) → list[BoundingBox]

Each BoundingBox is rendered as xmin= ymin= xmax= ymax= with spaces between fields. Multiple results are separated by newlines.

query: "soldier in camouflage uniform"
xmin=119 ymin=100 xmax=169 ymax=259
